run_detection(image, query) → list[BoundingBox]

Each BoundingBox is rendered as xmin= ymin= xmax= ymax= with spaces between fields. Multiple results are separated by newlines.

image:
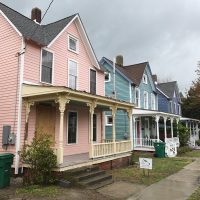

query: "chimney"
xmin=116 ymin=55 xmax=123 ymax=66
xmin=31 ymin=7 xmax=41 ymax=23
xmin=152 ymin=74 xmax=157 ymax=84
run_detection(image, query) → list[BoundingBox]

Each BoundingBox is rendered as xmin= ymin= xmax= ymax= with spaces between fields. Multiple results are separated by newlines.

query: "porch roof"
xmin=181 ymin=117 xmax=200 ymax=123
xmin=22 ymin=84 xmax=134 ymax=110
xmin=132 ymin=108 xmax=180 ymax=119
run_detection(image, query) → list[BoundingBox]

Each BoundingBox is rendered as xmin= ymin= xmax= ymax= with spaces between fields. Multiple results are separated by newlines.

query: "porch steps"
xmin=72 ymin=166 xmax=113 ymax=189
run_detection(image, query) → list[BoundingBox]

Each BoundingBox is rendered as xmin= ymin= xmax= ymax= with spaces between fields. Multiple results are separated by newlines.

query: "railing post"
xmin=110 ymin=105 xmax=117 ymax=154
xmin=155 ymin=115 xmax=160 ymax=141
xmin=164 ymin=116 xmax=167 ymax=142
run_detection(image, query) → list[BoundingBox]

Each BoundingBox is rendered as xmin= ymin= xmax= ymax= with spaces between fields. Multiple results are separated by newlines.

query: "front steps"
xmin=70 ymin=166 xmax=113 ymax=189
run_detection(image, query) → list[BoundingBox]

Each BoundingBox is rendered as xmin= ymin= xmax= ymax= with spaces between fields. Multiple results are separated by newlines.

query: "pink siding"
xmin=0 ymin=13 xmax=21 ymax=153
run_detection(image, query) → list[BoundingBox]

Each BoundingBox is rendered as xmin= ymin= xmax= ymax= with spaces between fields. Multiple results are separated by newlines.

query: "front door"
xmin=36 ymin=104 xmax=55 ymax=141
xmin=144 ymin=118 xmax=150 ymax=138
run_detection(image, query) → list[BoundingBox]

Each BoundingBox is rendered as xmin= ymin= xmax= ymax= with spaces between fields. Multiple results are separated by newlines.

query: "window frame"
xmin=105 ymin=115 xmax=113 ymax=126
xmin=67 ymin=111 xmax=78 ymax=145
xmin=144 ymin=91 xmax=149 ymax=109
xmin=68 ymin=59 xmax=78 ymax=89
xmin=135 ymin=88 xmax=140 ymax=108
xmin=105 ymin=72 xmax=111 ymax=82
xmin=151 ymin=93 xmax=156 ymax=110
xmin=90 ymin=69 xmax=96 ymax=95
xmin=143 ymin=74 xmax=148 ymax=84
xmin=40 ymin=48 xmax=54 ymax=84
xmin=68 ymin=34 xmax=79 ymax=54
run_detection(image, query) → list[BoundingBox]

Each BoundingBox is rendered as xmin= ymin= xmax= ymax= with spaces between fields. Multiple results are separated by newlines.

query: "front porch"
xmin=22 ymin=84 xmax=134 ymax=169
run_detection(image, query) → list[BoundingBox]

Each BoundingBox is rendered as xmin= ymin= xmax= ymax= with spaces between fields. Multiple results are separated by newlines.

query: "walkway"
xmin=127 ymin=158 xmax=200 ymax=200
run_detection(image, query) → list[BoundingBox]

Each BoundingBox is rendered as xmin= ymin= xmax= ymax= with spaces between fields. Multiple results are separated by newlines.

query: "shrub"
xmin=195 ymin=140 xmax=200 ymax=146
xmin=21 ymin=133 xmax=57 ymax=185
xmin=178 ymin=123 xmax=190 ymax=147
xmin=177 ymin=146 xmax=192 ymax=155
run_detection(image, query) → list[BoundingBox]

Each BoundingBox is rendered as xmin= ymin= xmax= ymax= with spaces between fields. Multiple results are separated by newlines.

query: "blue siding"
xmin=158 ymin=92 xmax=170 ymax=113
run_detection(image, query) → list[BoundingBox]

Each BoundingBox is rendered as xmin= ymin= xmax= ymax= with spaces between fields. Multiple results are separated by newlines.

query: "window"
xmin=143 ymin=74 xmax=147 ymax=84
xmin=144 ymin=91 xmax=148 ymax=109
xmin=41 ymin=49 xmax=53 ymax=84
xmin=106 ymin=115 xmax=113 ymax=126
xmin=68 ymin=60 xmax=78 ymax=89
xmin=151 ymin=93 xmax=156 ymax=110
xmin=105 ymin=72 xmax=110 ymax=82
xmin=67 ymin=111 xmax=77 ymax=144
xmin=68 ymin=35 xmax=78 ymax=53
xmin=93 ymin=114 xmax=97 ymax=142
xmin=135 ymin=88 xmax=140 ymax=107
xmin=174 ymin=103 xmax=176 ymax=114
xmin=170 ymin=101 xmax=173 ymax=113
xmin=90 ymin=69 xmax=96 ymax=94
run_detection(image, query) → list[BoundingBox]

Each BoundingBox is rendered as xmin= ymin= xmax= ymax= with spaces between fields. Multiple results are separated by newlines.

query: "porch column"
xmin=170 ymin=118 xmax=174 ymax=138
xmin=87 ymin=101 xmax=96 ymax=158
xmin=176 ymin=118 xmax=179 ymax=137
xmin=110 ymin=105 xmax=117 ymax=153
xmin=24 ymin=100 xmax=34 ymax=144
xmin=127 ymin=109 xmax=133 ymax=150
xmin=155 ymin=115 xmax=160 ymax=140
xmin=163 ymin=117 xmax=167 ymax=141
xmin=55 ymin=95 xmax=70 ymax=165
xmin=190 ymin=122 xmax=192 ymax=137
xmin=133 ymin=117 xmax=136 ymax=148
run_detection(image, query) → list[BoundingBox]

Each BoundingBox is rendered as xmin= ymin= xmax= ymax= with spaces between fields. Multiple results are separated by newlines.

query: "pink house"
xmin=0 ymin=3 xmax=133 ymax=174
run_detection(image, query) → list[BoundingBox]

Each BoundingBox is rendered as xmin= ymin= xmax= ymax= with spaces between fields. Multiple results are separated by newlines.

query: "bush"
xmin=195 ymin=140 xmax=200 ymax=146
xmin=21 ymin=133 xmax=57 ymax=185
xmin=178 ymin=123 xmax=190 ymax=147
xmin=177 ymin=146 xmax=192 ymax=155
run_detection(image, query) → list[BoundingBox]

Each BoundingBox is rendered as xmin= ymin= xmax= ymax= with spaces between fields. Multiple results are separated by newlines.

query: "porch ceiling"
xmin=132 ymin=108 xmax=180 ymax=119
xmin=22 ymin=84 xmax=134 ymax=110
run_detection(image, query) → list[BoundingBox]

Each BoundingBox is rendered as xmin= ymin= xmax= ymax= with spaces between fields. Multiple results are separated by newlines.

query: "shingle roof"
xmin=0 ymin=2 xmax=76 ymax=46
xmin=157 ymin=81 xmax=177 ymax=99
xmin=102 ymin=57 xmax=148 ymax=86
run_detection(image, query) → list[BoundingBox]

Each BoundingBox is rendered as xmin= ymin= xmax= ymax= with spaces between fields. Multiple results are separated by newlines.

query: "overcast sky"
xmin=1 ymin=0 xmax=200 ymax=93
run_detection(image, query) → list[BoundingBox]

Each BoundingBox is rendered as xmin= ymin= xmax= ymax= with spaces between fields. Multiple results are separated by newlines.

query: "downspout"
xmin=14 ymin=37 xmax=25 ymax=174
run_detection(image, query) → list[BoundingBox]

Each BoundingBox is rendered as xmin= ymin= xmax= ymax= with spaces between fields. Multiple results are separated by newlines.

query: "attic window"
xmin=143 ymin=74 xmax=147 ymax=84
xmin=105 ymin=72 xmax=110 ymax=82
xmin=68 ymin=35 xmax=79 ymax=53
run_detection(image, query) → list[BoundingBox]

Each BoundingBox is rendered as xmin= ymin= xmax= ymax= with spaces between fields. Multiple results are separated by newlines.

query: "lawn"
xmin=111 ymin=152 xmax=192 ymax=186
xmin=188 ymin=187 xmax=200 ymax=200
xmin=180 ymin=149 xmax=200 ymax=158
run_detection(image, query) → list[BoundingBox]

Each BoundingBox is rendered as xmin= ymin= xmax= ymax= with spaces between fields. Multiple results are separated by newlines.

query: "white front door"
xmin=144 ymin=118 xmax=150 ymax=138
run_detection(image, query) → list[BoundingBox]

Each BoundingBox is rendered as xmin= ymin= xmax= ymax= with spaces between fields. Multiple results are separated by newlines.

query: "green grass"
xmin=111 ymin=152 xmax=192 ymax=186
xmin=180 ymin=149 xmax=200 ymax=158
xmin=16 ymin=185 xmax=63 ymax=198
xmin=188 ymin=187 xmax=200 ymax=200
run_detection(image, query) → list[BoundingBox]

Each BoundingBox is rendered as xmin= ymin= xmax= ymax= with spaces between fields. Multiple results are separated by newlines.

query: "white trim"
xmin=104 ymin=72 xmax=111 ymax=82
xmin=144 ymin=118 xmax=150 ymax=138
xmin=66 ymin=110 xmax=78 ymax=145
xmin=15 ymin=37 xmax=25 ymax=174
xmin=135 ymin=88 xmax=140 ymax=108
xmin=156 ymin=87 xmax=170 ymax=99
xmin=129 ymin=83 xmax=132 ymax=103
xmin=151 ymin=93 xmax=156 ymax=110
xmin=40 ymin=48 xmax=54 ymax=85
xmin=144 ymin=91 xmax=148 ymax=109
xmin=143 ymin=74 xmax=148 ymax=84
xmin=68 ymin=59 xmax=78 ymax=90
xmin=105 ymin=115 xmax=113 ymax=126
xmin=23 ymin=80 xmax=40 ymax=85
xmin=68 ymin=34 xmax=79 ymax=54
xmin=0 ymin=10 xmax=22 ymax=37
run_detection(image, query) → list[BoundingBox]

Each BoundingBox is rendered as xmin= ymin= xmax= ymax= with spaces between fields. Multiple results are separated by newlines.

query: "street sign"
xmin=139 ymin=158 xmax=152 ymax=170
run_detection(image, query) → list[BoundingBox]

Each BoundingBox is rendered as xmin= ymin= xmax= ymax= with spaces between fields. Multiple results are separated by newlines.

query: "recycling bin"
xmin=154 ymin=142 xmax=165 ymax=158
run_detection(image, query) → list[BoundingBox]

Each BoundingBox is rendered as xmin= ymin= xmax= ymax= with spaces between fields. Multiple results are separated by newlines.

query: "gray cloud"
xmin=1 ymin=0 xmax=200 ymax=92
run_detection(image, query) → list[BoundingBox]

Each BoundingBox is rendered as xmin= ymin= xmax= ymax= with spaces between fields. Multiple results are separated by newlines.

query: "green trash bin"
xmin=0 ymin=153 xmax=14 ymax=188
xmin=154 ymin=142 xmax=165 ymax=158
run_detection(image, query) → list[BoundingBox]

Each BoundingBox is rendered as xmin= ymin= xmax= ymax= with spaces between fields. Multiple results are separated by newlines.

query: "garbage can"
xmin=0 ymin=153 xmax=14 ymax=188
xmin=154 ymin=142 xmax=165 ymax=158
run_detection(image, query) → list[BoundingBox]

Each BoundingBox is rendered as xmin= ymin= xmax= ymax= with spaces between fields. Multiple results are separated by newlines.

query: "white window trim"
xmin=144 ymin=91 xmax=148 ymax=109
xmin=105 ymin=72 xmax=111 ymax=82
xmin=135 ymin=88 xmax=140 ymax=108
xmin=143 ymin=74 xmax=148 ymax=84
xmin=105 ymin=115 xmax=113 ymax=126
xmin=151 ymin=93 xmax=156 ymax=110
xmin=68 ymin=34 xmax=79 ymax=54
xmin=40 ymin=48 xmax=54 ymax=85
xmin=67 ymin=110 xmax=78 ymax=145
xmin=68 ymin=59 xmax=78 ymax=90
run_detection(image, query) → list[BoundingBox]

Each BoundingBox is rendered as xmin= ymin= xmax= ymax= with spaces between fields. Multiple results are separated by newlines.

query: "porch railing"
xmin=91 ymin=140 xmax=131 ymax=158
xmin=134 ymin=138 xmax=160 ymax=148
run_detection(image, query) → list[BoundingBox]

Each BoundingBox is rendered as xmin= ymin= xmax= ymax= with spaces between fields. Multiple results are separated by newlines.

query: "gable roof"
xmin=157 ymin=81 xmax=179 ymax=100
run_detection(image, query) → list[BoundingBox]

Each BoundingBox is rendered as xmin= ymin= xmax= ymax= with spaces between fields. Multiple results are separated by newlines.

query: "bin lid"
xmin=0 ymin=153 xmax=14 ymax=159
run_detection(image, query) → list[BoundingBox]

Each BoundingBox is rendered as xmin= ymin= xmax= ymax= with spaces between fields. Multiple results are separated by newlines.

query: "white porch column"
xmin=190 ymin=122 xmax=192 ymax=137
xmin=110 ymin=105 xmax=117 ymax=153
xmin=127 ymin=109 xmax=133 ymax=150
xmin=163 ymin=117 xmax=167 ymax=141
xmin=55 ymin=95 xmax=70 ymax=165
xmin=133 ymin=117 xmax=136 ymax=148
xmin=155 ymin=115 xmax=160 ymax=140
xmin=87 ymin=101 xmax=96 ymax=158
xmin=170 ymin=118 xmax=174 ymax=138
xmin=24 ymin=100 xmax=34 ymax=144
xmin=176 ymin=118 xmax=179 ymax=137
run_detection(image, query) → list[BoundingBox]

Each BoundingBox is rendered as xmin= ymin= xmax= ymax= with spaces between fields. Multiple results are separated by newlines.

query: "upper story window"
xmin=151 ymin=93 xmax=156 ymax=110
xmin=68 ymin=60 xmax=78 ymax=89
xmin=41 ymin=49 xmax=53 ymax=84
xmin=135 ymin=88 xmax=140 ymax=108
xmin=170 ymin=101 xmax=173 ymax=113
xmin=143 ymin=74 xmax=148 ymax=84
xmin=68 ymin=35 xmax=79 ymax=53
xmin=144 ymin=91 xmax=148 ymax=109
xmin=90 ymin=69 xmax=96 ymax=94
xmin=174 ymin=102 xmax=176 ymax=114
xmin=105 ymin=115 xmax=113 ymax=126
xmin=105 ymin=72 xmax=111 ymax=82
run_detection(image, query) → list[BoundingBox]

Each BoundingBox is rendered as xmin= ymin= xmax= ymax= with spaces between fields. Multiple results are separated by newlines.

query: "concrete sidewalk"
xmin=127 ymin=158 xmax=200 ymax=200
